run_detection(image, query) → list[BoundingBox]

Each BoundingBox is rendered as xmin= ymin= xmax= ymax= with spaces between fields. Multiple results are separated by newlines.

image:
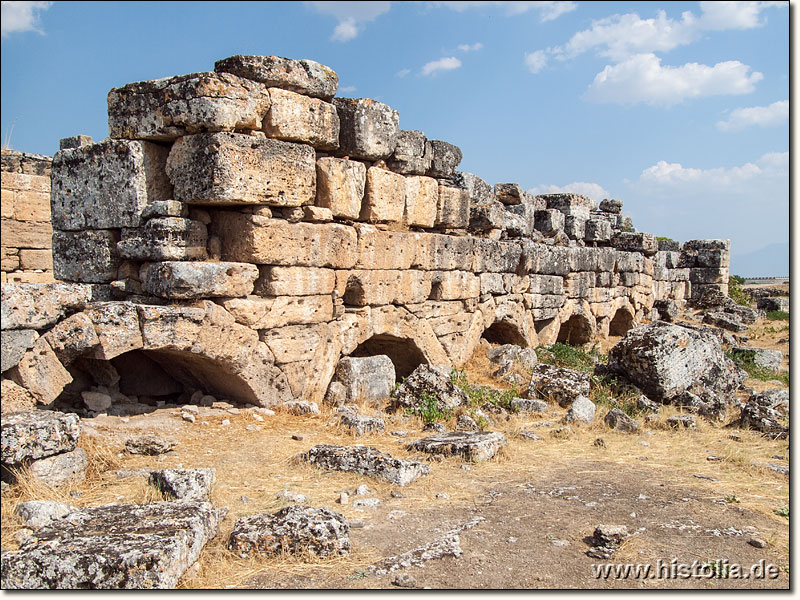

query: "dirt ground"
xmin=0 ymin=303 xmax=790 ymax=590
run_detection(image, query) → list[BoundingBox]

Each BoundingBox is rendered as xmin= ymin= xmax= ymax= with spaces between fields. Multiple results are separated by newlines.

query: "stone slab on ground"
xmin=527 ymin=363 xmax=590 ymax=408
xmin=1 ymin=410 xmax=81 ymax=466
xmin=407 ymin=431 xmax=507 ymax=462
xmin=149 ymin=468 xmax=216 ymax=501
xmin=301 ymin=444 xmax=430 ymax=486
xmin=29 ymin=447 xmax=87 ymax=487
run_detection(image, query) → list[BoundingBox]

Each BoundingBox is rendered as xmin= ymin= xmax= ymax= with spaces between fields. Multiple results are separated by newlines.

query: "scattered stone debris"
xmin=392 ymin=573 xmax=418 ymax=588
xmin=407 ymin=431 xmax=506 ymax=462
xmin=593 ymin=438 xmax=606 ymax=448
xmin=457 ymin=414 xmax=479 ymax=431
xmin=301 ymin=444 xmax=430 ymax=486
xmin=228 ymin=505 xmax=350 ymax=558
xmin=693 ymin=474 xmax=719 ymax=482
xmin=124 ymin=435 xmax=176 ymax=455
xmin=586 ymin=524 xmax=629 ymax=559
xmin=391 ymin=365 xmax=468 ymax=413
xmin=276 ymin=489 xmax=308 ymax=503
xmin=509 ymin=398 xmax=548 ymax=413
xmin=338 ymin=409 xmax=386 ymax=436
xmin=749 ymin=538 xmax=767 ymax=549
xmin=284 ymin=401 xmax=320 ymax=416
xmin=666 ymin=415 xmax=696 ymax=429
xmin=736 ymin=390 xmax=789 ymax=439
xmin=563 ymin=396 xmax=596 ymax=424
xmin=528 ymin=364 xmax=590 ymax=407
xmin=353 ymin=497 xmax=380 ymax=509
xmin=487 ymin=344 xmax=537 ymax=375
xmin=604 ymin=408 xmax=640 ymax=433
xmin=148 ymin=468 xmax=216 ymax=501
xmin=422 ymin=422 xmax=447 ymax=433
xmin=516 ymin=430 xmax=543 ymax=441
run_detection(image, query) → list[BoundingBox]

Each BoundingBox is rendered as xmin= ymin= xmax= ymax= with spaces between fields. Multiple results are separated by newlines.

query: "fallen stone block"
xmin=0 ymin=283 xmax=93 ymax=331
xmin=125 ymin=435 xmax=176 ymax=456
xmin=494 ymin=183 xmax=524 ymax=206
xmin=737 ymin=390 xmax=788 ymax=439
xmin=0 ymin=501 xmax=221 ymax=589
xmin=702 ymin=310 xmax=748 ymax=333
xmin=1 ymin=410 xmax=81 ymax=466
xmin=666 ymin=415 xmax=696 ymax=429
xmin=30 ymin=447 xmax=87 ymax=487
xmin=167 ymin=132 xmax=315 ymax=207
xmin=7 ymin=338 xmax=72 ymax=406
xmin=427 ymin=140 xmax=462 ymax=178
xmin=563 ymin=395 xmax=596 ymax=424
xmin=388 ymin=130 xmax=432 ymax=175
xmin=408 ymin=431 xmax=506 ymax=462
xmin=42 ymin=312 xmax=100 ymax=364
xmin=330 ymin=355 xmax=396 ymax=406
xmin=149 ymin=468 xmax=216 ymax=501
xmin=1 ymin=329 xmax=37 ymax=372
xmin=534 ymin=209 xmax=565 ymax=236
xmin=333 ymin=97 xmax=399 ymax=160
xmin=264 ymin=87 xmax=339 ymax=150
xmin=339 ymin=411 xmax=386 ymax=436
xmin=108 ymin=71 xmax=272 ymax=141
xmin=85 ymin=302 xmax=144 ymax=360
xmin=228 ymin=505 xmax=349 ymax=558
xmin=315 ymin=157 xmax=366 ymax=220
xmin=509 ymin=398 xmax=548 ymax=413
xmin=391 ymin=364 xmax=468 ymax=413
xmin=730 ymin=346 xmax=783 ymax=371
xmin=140 ymin=261 xmax=258 ymax=299
xmin=215 ymin=55 xmax=339 ymax=100
xmin=585 ymin=218 xmax=612 ymax=243
xmin=757 ymin=296 xmax=789 ymax=313
xmin=52 ymin=230 xmax=121 ymax=283
xmin=599 ymin=199 xmax=622 ymax=214
xmin=15 ymin=500 xmax=75 ymax=529
xmin=527 ymin=363 xmax=590 ymax=408
xmin=603 ymin=408 xmax=640 ymax=433
xmin=653 ymin=298 xmax=679 ymax=322
xmin=301 ymin=444 xmax=430 ymax=486
xmin=284 ymin=400 xmax=321 ymax=415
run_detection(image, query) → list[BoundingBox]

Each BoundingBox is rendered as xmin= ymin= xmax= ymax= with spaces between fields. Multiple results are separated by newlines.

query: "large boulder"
xmin=737 ymin=389 xmax=789 ymax=439
xmin=607 ymin=322 xmax=746 ymax=405
xmin=1 ymin=411 xmax=81 ymax=466
xmin=527 ymin=363 xmax=590 ymax=408
xmin=391 ymin=365 xmax=467 ymax=414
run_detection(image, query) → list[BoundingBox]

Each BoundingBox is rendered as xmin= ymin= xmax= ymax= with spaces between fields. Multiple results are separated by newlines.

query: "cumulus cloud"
xmin=698 ymin=0 xmax=786 ymax=31
xmin=305 ymin=1 xmax=391 ymax=42
xmin=528 ymin=182 xmax=611 ymax=201
xmin=396 ymin=68 xmax=411 ymax=78
xmin=638 ymin=151 xmax=787 ymax=189
xmin=429 ymin=1 xmax=576 ymax=21
xmin=524 ymin=50 xmax=548 ymax=74
xmin=458 ymin=42 xmax=483 ymax=52
xmin=1 ymin=1 xmax=52 ymax=37
xmin=716 ymin=99 xmax=788 ymax=132
xmin=584 ymin=53 xmax=763 ymax=106
xmin=421 ymin=56 xmax=461 ymax=76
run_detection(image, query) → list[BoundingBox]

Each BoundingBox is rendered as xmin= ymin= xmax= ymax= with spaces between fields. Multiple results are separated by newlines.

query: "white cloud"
xmin=421 ymin=56 xmax=461 ymax=76
xmin=429 ymin=1 xmax=576 ymax=21
xmin=339 ymin=85 xmax=357 ymax=94
xmin=639 ymin=151 xmax=787 ymax=189
xmin=306 ymin=1 xmax=391 ymax=42
xmin=716 ymin=99 xmax=789 ymax=132
xmin=528 ymin=181 xmax=610 ymax=201
xmin=584 ymin=53 xmax=763 ymax=106
xmin=524 ymin=50 xmax=548 ymax=73
xmin=458 ymin=42 xmax=483 ymax=52
xmin=396 ymin=68 xmax=411 ymax=78
xmin=1 ymin=1 xmax=52 ymax=37
xmin=698 ymin=1 xmax=786 ymax=31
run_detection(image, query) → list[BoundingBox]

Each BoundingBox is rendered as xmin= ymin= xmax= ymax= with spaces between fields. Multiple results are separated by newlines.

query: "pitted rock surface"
xmin=302 ymin=444 xmax=430 ymax=486
xmin=737 ymin=390 xmax=789 ymax=439
xmin=391 ymin=365 xmax=468 ymax=413
xmin=603 ymin=408 xmax=640 ymax=433
xmin=527 ymin=364 xmax=590 ymax=408
xmin=1 ymin=410 xmax=81 ymax=466
xmin=563 ymin=396 xmax=596 ymax=425
xmin=408 ymin=431 xmax=506 ymax=462
xmin=125 ymin=435 xmax=176 ymax=455
xmin=148 ymin=468 xmax=216 ymax=501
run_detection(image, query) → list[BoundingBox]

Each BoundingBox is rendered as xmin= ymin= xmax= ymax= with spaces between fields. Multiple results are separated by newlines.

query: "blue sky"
xmin=1 ymin=1 xmax=790 ymax=273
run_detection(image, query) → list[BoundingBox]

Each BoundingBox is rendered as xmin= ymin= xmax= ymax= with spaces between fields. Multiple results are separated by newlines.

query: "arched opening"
xmin=556 ymin=314 xmax=593 ymax=346
xmin=534 ymin=318 xmax=556 ymax=334
xmin=351 ymin=334 xmax=427 ymax=381
xmin=481 ymin=321 xmax=528 ymax=347
xmin=609 ymin=308 xmax=634 ymax=337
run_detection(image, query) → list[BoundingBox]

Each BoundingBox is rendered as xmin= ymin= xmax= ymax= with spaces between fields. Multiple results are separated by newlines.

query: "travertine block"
xmin=18 ymin=250 xmax=53 ymax=271
xmin=612 ymin=232 xmax=658 ymax=256
xmin=564 ymin=272 xmax=595 ymax=298
xmin=362 ymin=167 xmax=406 ymax=223
xmin=542 ymin=193 xmax=592 ymax=219
xmin=85 ymin=302 xmax=144 ymax=360
xmin=564 ymin=216 xmax=586 ymax=240
xmin=108 ymin=72 xmax=272 ymax=141
xmin=0 ymin=282 xmax=92 ymax=331
xmin=167 ymin=133 xmax=315 ymax=207
xmin=117 ymin=218 xmax=207 ymax=261
xmin=43 ymin=312 xmax=100 ymax=363
xmin=412 ymin=234 xmax=474 ymax=271
xmin=404 ymin=175 xmax=437 ymax=228
xmin=254 ymin=266 xmax=336 ymax=296
xmin=140 ymin=261 xmax=259 ymax=299
xmin=52 ymin=230 xmax=120 ymax=283
xmin=7 ymin=338 xmax=72 ymax=406
xmin=355 ymin=226 xmax=417 ymax=270
xmin=585 ymin=218 xmax=612 ymax=243
xmin=435 ymin=183 xmax=469 ymax=229
xmin=221 ymin=295 xmax=333 ymax=329
xmin=343 ymin=270 xmax=431 ymax=306
xmin=1 ymin=172 xmax=50 ymax=194
xmin=315 ymin=157 xmax=366 ymax=220
xmin=494 ymin=183 xmax=524 ymax=206
xmin=528 ymin=274 xmax=564 ymax=295
xmin=51 ymin=139 xmax=171 ymax=231
xmin=427 ymin=140 xmax=462 ymax=178
xmin=472 ymin=239 xmax=522 ymax=273
xmin=430 ymin=271 xmax=480 ymax=300
xmin=12 ymin=189 xmax=50 ymax=222
xmin=264 ymin=88 xmax=339 ymax=150
xmin=214 ymin=212 xmax=357 ymax=268
xmin=215 ymin=55 xmax=339 ymax=100
xmin=388 ymin=130 xmax=432 ymax=175
xmin=260 ymin=324 xmax=324 ymax=363
xmin=1 ymin=248 xmax=19 ymax=271
xmin=534 ymin=209 xmax=565 ymax=236
xmin=333 ymin=98 xmax=399 ymax=160
xmin=1 ymin=219 xmax=53 ymax=249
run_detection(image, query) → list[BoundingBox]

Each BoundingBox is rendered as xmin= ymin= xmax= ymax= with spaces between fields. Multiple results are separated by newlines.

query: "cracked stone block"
xmin=331 ymin=356 xmax=395 ymax=406
xmin=391 ymin=365 xmax=468 ymax=413
xmin=1 ymin=410 xmax=81 ymax=465
xmin=362 ymin=167 xmax=406 ymax=223
xmin=315 ymin=157 xmax=366 ymax=220
xmin=0 ymin=283 xmax=93 ymax=331
xmin=118 ymin=217 xmax=208 ymax=261
xmin=527 ymin=363 xmax=590 ymax=408
xmin=30 ymin=447 xmax=87 ymax=487
xmin=215 ymin=55 xmax=339 ymax=100
xmin=427 ymin=140 xmax=462 ymax=178
xmin=1 ymin=329 xmax=37 ymax=373
xmin=125 ymin=435 xmax=176 ymax=456
xmin=435 ymin=183 xmax=470 ymax=229
xmin=140 ymin=261 xmax=258 ymax=299
xmin=407 ymin=431 xmax=507 ymax=462
xmin=42 ymin=312 xmax=100 ymax=364
xmin=15 ymin=501 xmax=75 ymax=529
xmin=264 ymin=87 xmax=339 ymax=150
xmin=149 ymin=468 xmax=216 ymax=501
xmin=85 ymin=302 xmax=143 ymax=360
xmin=494 ymin=183 xmax=524 ymax=206
xmin=333 ymin=97 xmax=399 ymax=160
xmin=7 ymin=338 xmax=72 ymax=406
xmin=339 ymin=411 xmax=386 ymax=436
xmin=542 ymin=193 xmax=592 ymax=219
xmin=52 ymin=230 xmax=121 ymax=283
xmin=388 ymin=130 xmax=432 ymax=175
xmin=302 ymin=444 xmax=431 ymax=486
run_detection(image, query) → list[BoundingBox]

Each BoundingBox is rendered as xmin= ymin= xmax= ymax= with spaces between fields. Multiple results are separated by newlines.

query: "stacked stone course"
xmin=0 ymin=55 xmax=730 ymax=411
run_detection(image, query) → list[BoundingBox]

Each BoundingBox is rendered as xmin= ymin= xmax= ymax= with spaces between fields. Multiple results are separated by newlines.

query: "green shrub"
xmin=728 ymin=276 xmax=752 ymax=307
xmin=450 ymin=369 xmax=518 ymax=411
xmin=766 ymin=310 xmax=789 ymax=321
xmin=727 ymin=351 xmax=789 ymax=387
xmin=730 ymin=274 xmax=746 ymax=285
xmin=655 ymin=236 xmax=674 ymax=242
xmin=406 ymin=391 xmax=452 ymax=423
xmin=535 ymin=343 xmax=603 ymax=373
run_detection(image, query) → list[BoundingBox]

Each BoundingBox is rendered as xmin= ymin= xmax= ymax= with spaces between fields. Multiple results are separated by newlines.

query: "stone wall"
xmin=1 ymin=149 xmax=54 ymax=283
xmin=0 ymin=55 xmax=730 ymax=412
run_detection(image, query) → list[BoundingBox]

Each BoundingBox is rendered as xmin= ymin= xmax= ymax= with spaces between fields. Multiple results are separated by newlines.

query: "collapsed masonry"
xmin=0 ymin=55 xmax=730 ymax=412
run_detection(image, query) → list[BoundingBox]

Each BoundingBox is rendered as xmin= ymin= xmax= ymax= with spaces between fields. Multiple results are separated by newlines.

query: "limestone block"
xmin=331 ymin=356 xmax=396 ymax=405
xmin=1 ymin=329 xmax=37 ymax=373
xmin=615 ymin=251 xmax=645 ymax=273
xmin=108 ymin=72 xmax=272 ymax=141
xmin=388 ymin=130 xmax=432 ymax=175
xmin=260 ymin=324 xmax=324 ymax=364
xmin=362 ymin=167 xmax=406 ymax=223
xmin=453 ymin=172 xmax=494 ymax=205
xmin=469 ymin=200 xmax=506 ymax=233
xmin=564 ymin=216 xmax=586 ymax=240
xmin=13 ymin=189 xmax=51 ymax=222
xmin=18 ymin=249 xmax=53 ymax=271
xmin=430 ymin=271 xmax=480 ymax=300
xmin=315 ymin=157 xmax=366 ymax=220
xmin=599 ymin=198 xmax=622 ymax=213
xmin=254 ymin=266 xmax=335 ymax=296
xmin=596 ymin=272 xmax=613 ymax=287
xmin=534 ymin=209 xmax=565 ymax=236
xmin=333 ymin=98 xmax=399 ymax=160
xmin=214 ymin=212 xmax=357 ymax=268
xmin=412 ymin=234 xmax=475 ymax=271
xmin=118 ymin=217 xmax=207 ymax=261
xmin=0 ymin=410 xmax=80 ymax=465
xmin=140 ymin=261 xmax=258 ymax=299
xmin=524 ymin=293 xmax=565 ymax=309
xmin=343 ymin=270 xmax=431 ymax=306
xmin=504 ymin=201 xmax=536 ymax=238
xmin=141 ymin=200 xmax=189 ymax=219
xmin=1 ymin=248 xmax=19 ymax=272
xmin=51 ymin=139 xmax=171 ymax=231
xmin=435 ymin=183 xmax=470 ymax=229
xmin=612 ymin=232 xmax=658 ymax=256
xmin=355 ymin=226 xmax=417 ymax=270
xmin=406 ymin=300 xmax=471 ymax=319
xmin=1 ymin=219 xmax=53 ymax=249
xmin=542 ymin=193 xmax=592 ymax=219
xmin=52 ymin=230 xmax=120 ymax=283
xmin=85 ymin=302 xmax=143 ymax=360
xmin=427 ymin=140 xmax=462 ymax=178
xmin=59 ymin=135 xmax=93 ymax=150
xmin=215 ymin=55 xmax=338 ymax=100
xmin=494 ymin=183 xmax=524 ymax=206
xmin=264 ymin=87 xmax=339 ymax=150
xmin=472 ymin=239 xmax=522 ymax=273
xmin=302 ymin=444 xmax=430 ymax=486
xmin=689 ymin=268 xmax=727 ymax=284
xmin=522 ymin=243 xmax=570 ymax=276
xmin=585 ymin=218 xmax=612 ymax=243
xmin=29 ymin=447 xmax=87 ymax=487
xmin=427 ymin=313 xmax=473 ymax=336
xmin=303 ymin=206 xmax=332 ymax=222
xmin=404 ymin=175 xmax=438 ymax=228
xmin=43 ymin=312 xmax=100 ymax=363
xmin=528 ymin=275 xmax=564 ymax=295
xmin=7 ymin=338 xmax=72 ymax=405
xmin=0 ymin=282 xmax=92 ymax=331
xmin=167 ymin=133 xmax=315 ymax=207
xmin=480 ymin=273 xmax=505 ymax=295
xmin=1 ymin=172 xmax=49 ymax=196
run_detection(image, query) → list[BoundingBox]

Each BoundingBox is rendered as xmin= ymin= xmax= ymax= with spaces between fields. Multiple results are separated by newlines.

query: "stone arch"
xmin=481 ymin=321 xmax=528 ymax=347
xmin=556 ymin=314 xmax=593 ymax=346
xmin=608 ymin=307 xmax=635 ymax=337
xmin=351 ymin=334 xmax=427 ymax=381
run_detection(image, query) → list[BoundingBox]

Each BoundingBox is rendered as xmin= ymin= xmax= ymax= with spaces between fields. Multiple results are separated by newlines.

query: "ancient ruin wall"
xmin=0 ymin=55 xmax=729 ymax=411
xmin=1 ymin=149 xmax=55 ymax=283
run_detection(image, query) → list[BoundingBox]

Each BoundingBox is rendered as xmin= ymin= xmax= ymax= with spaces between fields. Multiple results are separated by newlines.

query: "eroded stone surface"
xmin=407 ymin=431 xmax=506 ymax=462
xmin=215 ymin=55 xmax=339 ymax=100
xmin=391 ymin=365 xmax=468 ymax=414
xmin=527 ymin=364 xmax=590 ymax=408
xmin=330 ymin=356 xmax=395 ymax=406
xmin=302 ymin=444 xmax=430 ymax=486
xmin=149 ymin=468 xmax=216 ymax=501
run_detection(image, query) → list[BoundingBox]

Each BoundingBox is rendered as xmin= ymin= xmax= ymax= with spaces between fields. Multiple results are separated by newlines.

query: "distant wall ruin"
xmin=0 ymin=55 xmax=730 ymax=411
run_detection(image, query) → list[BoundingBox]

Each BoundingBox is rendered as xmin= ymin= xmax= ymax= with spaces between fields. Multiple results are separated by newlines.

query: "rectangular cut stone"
xmin=342 ymin=270 xmax=431 ymax=306
xmin=167 ymin=133 xmax=315 ymax=207
xmin=564 ymin=216 xmax=586 ymax=240
xmin=494 ymin=183 xmax=524 ymax=206
xmin=42 ymin=312 xmax=100 ymax=363
xmin=1 ymin=283 xmax=92 ymax=331
xmin=302 ymin=444 xmax=430 ymax=486
xmin=18 ymin=250 xmax=53 ymax=271
xmin=215 ymin=55 xmax=339 ymax=100
xmin=8 ymin=338 xmax=72 ymax=405
xmin=140 ymin=261 xmax=258 ymax=299
xmin=259 ymin=324 xmax=324 ymax=364
xmin=480 ymin=272 xmax=505 ymax=295
xmin=472 ymin=239 xmax=522 ymax=273
xmin=541 ymin=193 xmax=592 ymax=219
xmin=388 ymin=130 xmax=432 ymax=175
xmin=412 ymin=234 xmax=474 ymax=271
xmin=565 ymin=272 xmax=595 ymax=298
xmin=51 ymin=139 xmax=171 ymax=231
xmin=1 ymin=248 xmax=19 ymax=272
xmin=221 ymin=295 xmax=333 ymax=329
xmin=534 ymin=209 xmax=565 ymax=235
xmin=362 ymin=168 xmax=406 ymax=223
xmin=333 ymin=98 xmax=399 ymax=160
xmin=315 ymin=157 xmax=365 ymax=219
xmin=435 ymin=184 xmax=469 ymax=229
xmin=117 ymin=218 xmax=207 ymax=261
xmin=1 ymin=171 xmax=50 ymax=195
xmin=52 ymin=230 xmax=120 ymax=283
xmin=404 ymin=175 xmax=437 ymax=228
xmin=405 ymin=300 xmax=470 ymax=319
xmin=214 ymin=212 xmax=357 ymax=268
xmin=505 ymin=201 xmax=536 ymax=238
xmin=1 ymin=219 xmax=52 ymax=249
xmin=615 ymin=251 xmax=645 ymax=273
xmin=585 ymin=218 xmax=612 ymax=242
xmin=13 ymin=189 xmax=51 ymax=222
xmin=85 ymin=302 xmax=144 ymax=360
xmin=108 ymin=72 xmax=272 ymax=141
xmin=612 ymin=232 xmax=658 ymax=256
xmin=428 ymin=313 xmax=473 ymax=336
xmin=355 ymin=226 xmax=417 ymax=270
xmin=431 ymin=271 xmax=480 ymax=300
xmin=689 ymin=268 xmax=727 ymax=284
xmin=523 ymin=243 xmax=570 ymax=276
xmin=254 ymin=266 xmax=335 ymax=296
xmin=529 ymin=275 xmax=564 ymax=295
xmin=427 ymin=140 xmax=462 ymax=179
xmin=264 ymin=87 xmax=339 ymax=150
xmin=1 ymin=329 xmax=37 ymax=373
xmin=524 ymin=293 xmax=565 ymax=309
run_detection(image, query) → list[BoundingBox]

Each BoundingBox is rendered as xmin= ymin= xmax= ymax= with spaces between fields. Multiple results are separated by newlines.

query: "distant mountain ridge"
xmin=730 ymin=242 xmax=789 ymax=278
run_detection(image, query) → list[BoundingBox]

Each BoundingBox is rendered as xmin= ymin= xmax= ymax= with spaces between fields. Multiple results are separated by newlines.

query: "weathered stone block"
xmin=315 ymin=157 xmax=366 ymax=220
xmin=362 ymin=167 xmax=406 ymax=223
xmin=427 ymin=140 xmax=462 ymax=178
xmin=51 ymin=139 xmax=171 ymax=231
xmin=260 ymin=324 xmax=323 ymax=363
xmin=528 ymin=275 xmax=564 ymax=295
xmin=534 ymin=209 xmax=565 ymax=236
xmin=435 ymin=183 xmax=469 ymax=229
xmin=264 ymin=87 xmax=339 ymax=150
xmin=52 ymin=230 xmax=120 ymax=283
xmin=542 ymin=193 xmax=592 ymax=219
xmin=215 ymin=212 xmax=357 ymax=268
xmin=1 ymin=329 xmax=37 ymax=372
xmin=472 ymin=239 xmax=521 ymax=273
xmin=333 ymin=98 xmax=399 ymax=160
xmin=585 ymin=218 xmax=612 ymax=243
xmin=108 ymin=72 xmax=272 ymax=141
xmin=528 ymin=363 xmax=590 ymax=407
xmin=404 ymin=175 xmax=438 ymax=228
xmin=599 ymin=198 xmax=622 ymax=213
xmin=391 ymin=364 xmax=467 ymax=412
xmin=355 ymin=227 xmax=417 ymax=270
xmin=30 ymin=447 xmax=87 ymax=486
xmin=413 ymin=234 xmax=475 ymax=271
xmin=42 ymin=312 xmax=100 ymax=363
xmin=149 ymin=468 xmax=216 ymax=501
xmin=689 ymin=268 xmax=727 ymax=284
xmin=13 ymin=189 xmax=51 ymax=222
xmin=388 ymin=130 xmax=432 ymax=175
xmin=59 ymin=135 xmax=93 ymax=150
xmin=430 ymin=271 xmax=480 ymax=300
xmin=408 ymin=431 xmax=506 ymax=462
xmin=7 ymin=338 xmax=72 ymax=406
xmin=1 ymin=219 xmax=53 ymax=249
xmin=469 ymin=200 xmax=506 ymax=233
xmin=1 ymin=247 xmax=19 ymax=271
xmin=343 ymin=270 xmax=431 ymax=306
xmin=563 ymin=395 xmax=596 ymax=424
xmin=254 ymin=266 xmax=335 ymax=296
xmin=85 ymin=302 xmax=143 ymax=360
xmin=215 ymin=55 xmax=339 ymax=100
xmin=1 ymin=410 xmax=81 ymax=466
xmin=118 ymin=217 xmax=208 ymax=261
xmin=494 ymin=183 xmax=524 ymax=206
xmin=302 ymin=444 xmax=430 ymax=486
xmin=331 ymin=355 xmax=396 ymax=405
xmin=612 ymin=232 xmax=658 ymax=256
xmin=1 ymin=282 xmax=92 ymax=331
xmin=564 ymin=216 xmax=586 ymax=240
xmin=18 ymin=249 xmax=53 ymax=271
xmin=140 ymin=261 xmax=258 ymax=299
xmin=167 ymin=133 xmax=315 ymax=207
